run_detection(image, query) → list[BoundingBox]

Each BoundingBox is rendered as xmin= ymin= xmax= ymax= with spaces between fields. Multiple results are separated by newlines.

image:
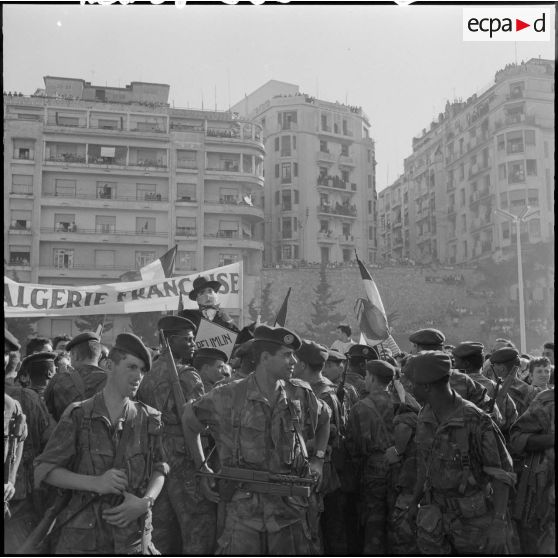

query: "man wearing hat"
xmin=137 ymin=315 xmax=214 ymax=555
xmin=490 ymin=347 xmax=537 ymax=417
xmin=180 ymin=275 xmax=240 ymax=332
xmin=182 ymin=324 xmax=331 ymax=555
xmin=34 ymin=333 xmax=168 ymax=555
xmin=20 ymin=352 xmax=57 ymax=400
xmin=407 ymin=351 xmax=515 ymax=555
xmin=454 ymin=342 xmax=518 ymax=437
xmin=193 ymin=348 xmax=228 ymax=392
xmin=345 ymin=359 xmax=420 ymax=555
xmin=344 ymin=344 xmax=379 ymax=401
xmin=44 ymin=331 xmax=106 ymax=421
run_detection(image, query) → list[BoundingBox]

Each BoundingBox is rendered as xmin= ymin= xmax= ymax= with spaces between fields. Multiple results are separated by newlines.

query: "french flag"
xmin=140 ymin=245 xmax=177 ymax=281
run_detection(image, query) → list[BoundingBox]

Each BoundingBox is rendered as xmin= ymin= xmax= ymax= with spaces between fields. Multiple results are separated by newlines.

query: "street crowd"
xmin=3 ymin=275 xmax=555 ymax=555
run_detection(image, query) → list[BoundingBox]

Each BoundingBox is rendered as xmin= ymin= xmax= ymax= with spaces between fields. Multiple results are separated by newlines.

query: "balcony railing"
xmin=317 ymin=204 xmax=357 ymax=217
xmin=206 ymin=164 xmax=240 ymax=172
xmin=175 ymin=227 xmax=197 ymax=237
xmin=177 ymin=160 xmax=198 ymax=169
xmin=8 ymin=258 xmax=31 ymax=266
xmin=42 ymin=190 xmax=169 ymax=202
xmin=10 ymin=186 xmax=33 ymax=195
xmin=46 ymin=154 xmax=87 ymax=164
xmin=40 ymin=227 xmax=167 ymax=237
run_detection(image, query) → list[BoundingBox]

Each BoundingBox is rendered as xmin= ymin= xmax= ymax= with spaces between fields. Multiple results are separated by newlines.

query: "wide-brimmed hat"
xmin=188 ymin=276 xmax=222 ymax=301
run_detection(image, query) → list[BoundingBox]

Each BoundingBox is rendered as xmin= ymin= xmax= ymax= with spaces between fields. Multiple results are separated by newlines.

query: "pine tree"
xmin=247 ymin=297 xmax=259 ymax=322
xmin=128 ymin=312 xmax=163 ymax=348
xmin=74 ymin=315 xmax=114 ymax=334
xmin=259 ymin=282 xmax=276 ymax=324
xmin=305 ymin=266 xmax=345 ymax=346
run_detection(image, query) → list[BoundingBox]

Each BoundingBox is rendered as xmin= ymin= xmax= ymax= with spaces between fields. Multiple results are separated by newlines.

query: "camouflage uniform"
xmin=346 ymin=389 xmax=420 ymax=554
xmin=509 ymin=389 xmax=555 ymax=554
xmin=506 ymin=377 xmax=538 ymax=417
xmin=415 ymin=392 xmax=516 ymax=555
xmin=34 ymin=392 xmax=168 ymax=555
xmin=44 ymin=363 xmax=107 ymax=421
xmin=185 ymin=373 xmax=330 ymax=555
xmin=344 ymin=370 xmax=366 ymax=400
xmin=136 ymin=349 xmax=215 ymax=555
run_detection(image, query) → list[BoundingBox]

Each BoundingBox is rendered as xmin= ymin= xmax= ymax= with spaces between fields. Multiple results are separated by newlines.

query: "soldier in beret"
xmin=34 ymin=333 xmax=168 ymax=555
xmin=193 ymin=348 xmax=228 ymax=392
xmin=215 ymin=339 xmax=255 ymax=389
xmin=345 ymin=360 xmax=420 ymax=555
xmin=408 ymin=328 xmax=446 ymax=354
xmin=44 ymin=331 xmax=106 ymax=422
xmin=180 ymin=276 xmax=240 ymax=333
xmin=136 ymin=315 xmax=214 ymax=555
xmin=182 ymin=324 xmax=331 ymax=554
xmin=408 ymin=351 xmax=516 ymax=555
xmin=454 ymin=342 xmax=518 ymax=437
xmin=20 ymin=352 xmax=57 ymax=400
xmin=344 ymin=344 xmax=379 ymax=401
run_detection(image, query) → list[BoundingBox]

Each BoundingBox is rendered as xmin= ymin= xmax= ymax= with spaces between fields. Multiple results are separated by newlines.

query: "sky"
xmin=3 ymin=2 xmax=554 ymax=191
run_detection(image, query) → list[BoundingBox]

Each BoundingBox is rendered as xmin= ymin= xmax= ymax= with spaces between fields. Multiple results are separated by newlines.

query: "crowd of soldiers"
xmin=3 ymin=275 xmax=555 ymax=555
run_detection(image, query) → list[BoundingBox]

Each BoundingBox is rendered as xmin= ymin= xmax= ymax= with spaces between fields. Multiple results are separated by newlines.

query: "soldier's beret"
xmin=346 ymin=344 xmax=379 ymax=360
xmin=296 ymin=340 xmax=329 ymax=367
xmin=490 ymin=347 xmax=520 ymax=364
xmin=253 ymin=325 xmax=302 ymax=351
xmin=188 ymin=276 xmax=222 ymax=301
xmin=5 ymin=328 xmax=21 ymax=351
xmin=66 ymin=331 xmax=100 ymax=352
xmin=409 ymin=328 xmax=445 ymax=347
xmin=20 ymin=351 xmax=57 ymax=376
xmin=366 ymin=359 xmax=395 ymax=381
xmin=158 ymin=315 xmax=197 ymax=333
xmin=453 ymin=341 xmax=484 ymax=359
xmin=327 ymin=348 xmax=346 ymax=362
xmin=409 ymin=351 xmax=451 ymax=384
xmin=195 ymin=347 xmax=228 ymax=363
xmin=113 ymin=333 xmax=152 ymax=372
xmin=234 ymin=339 xmax=255 ymax=359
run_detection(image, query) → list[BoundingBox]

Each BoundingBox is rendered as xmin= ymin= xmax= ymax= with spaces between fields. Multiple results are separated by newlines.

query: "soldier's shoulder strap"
xmin=231 ymin=377 xmax=250 ymax=466
xmin=68 ymin=367 xmax=86 ymax=398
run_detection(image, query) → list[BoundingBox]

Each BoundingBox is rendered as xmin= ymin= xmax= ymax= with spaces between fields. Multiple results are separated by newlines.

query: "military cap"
xmin=346 ymin=344 xmax=379 ymax=360
xmin=158 ymin=315 xmax=197 ymax=333
xmin=20 ymin=351 xmax=57 ymax=376
xmin=234 ymin=339 xmax=255 ymax=359
xmin=195 ymin=347 xmax=228 ymax=363
xmin=327 ymin=348 xmax=346 ymax=362
xmin=296 ymin=340 xmax=329 ymax=367
xmin=188 ymin=275 xmax=222 ymax=301
xmin=113 ymin=332 xmax=152 ymax=371
xmin=454 ymin=341 xmax=484 ymax=359
xmin=5 ymin=328 xmax=21 ymax=351
xmin=253 ymin=324 xmax=302 ymax=351
xmin=366 ymin=359 xmax=395 ymax=381
xmin=66 ymin=331 xmax=100 ymax=352
xmin=236 ymin=323 xmax=256 ymax=346
xmin=409 ymin=351 xmax=451 ymax=384
xmin=409 ymin=328 xmax=445 ymax=347
xmin=490 ymin=347 xmax=520 ymax=364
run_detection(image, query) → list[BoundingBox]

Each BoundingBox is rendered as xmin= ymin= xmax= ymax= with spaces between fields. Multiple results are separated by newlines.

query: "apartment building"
xmin=231 ymin=80 xmax=378 ymax=265
xmin=4 ymin=76 xmax=265 ymax=342
xmin=378 ymin=58 xmax=554 ymax=266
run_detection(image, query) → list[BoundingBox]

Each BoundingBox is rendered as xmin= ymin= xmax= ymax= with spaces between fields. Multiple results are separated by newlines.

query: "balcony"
xmin=317 ymin=175 xmax=355 ymax=193
xmin=175 ymin=227 xmax=198 ymax=238
xmin=8 ymin=223 xmax=32 ymax=235
xmin=45 ymin=154 xmax=87 ymax=165
xmin=177 ymin=160 xmax=198 ymax=170
xmin=339 ymin=155 xmax=355 ymax=166
xmin=469 ymin=189 xmax=491 ymax=206
xmin=317 ymin=231 xmax=335 ymax=244
xmin=316 ymin=150 xmax=336 ymax=163
xmin=316 ymin=203 xmax=357 ymax=218
xmin=338 ymin=234 xmax=355 ymax=245
xmin=40 ymin=191 xmax=169 ymax=210
xmin=10 ymin=185 xmax=33 ymax=196
xmin=204 ymin=232 xmax=263 ymax=250
xmin=7 ymin=257 xmax=31 ymax=268
xmin=204 ymin=200 xmax=264 ymax=220
xmin=40 ymin=227 xmax=169 ymax=243
xmin=447 ymin=206 xmax=456 ymax=215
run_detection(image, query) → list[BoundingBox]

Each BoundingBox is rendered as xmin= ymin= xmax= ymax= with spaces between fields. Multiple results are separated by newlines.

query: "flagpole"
xmin=239 ymin=259 xmax=245 ymax=328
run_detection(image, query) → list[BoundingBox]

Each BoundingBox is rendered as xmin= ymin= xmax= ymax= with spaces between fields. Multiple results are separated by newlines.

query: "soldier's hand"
xmin=96 ymin=468 xmax=128 ymax=495
xmin=308 ymin=457 xmax=324 ymax=491
xmin=4 ymin=481 xmax=15 ymax=502
xmin=102 ymin=491 xmax=147 ymax=527
xmin=385 ymin=446 xmax=402 ymax=465
xmin=199 ymin=474 xmax=220 ymax=503
xmin=480 ymin=518 xmax=507 ymax=553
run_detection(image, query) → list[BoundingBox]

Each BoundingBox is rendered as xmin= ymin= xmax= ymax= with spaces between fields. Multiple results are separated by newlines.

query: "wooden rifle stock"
xmin=336 ymin=358 xmax=350 ymax=406
xmin=487 ymin=375 xmax=503 ymax=413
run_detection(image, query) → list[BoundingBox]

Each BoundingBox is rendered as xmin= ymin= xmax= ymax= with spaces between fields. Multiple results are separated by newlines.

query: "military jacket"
xmin=416 ymin=392 xmax=515 ymax=497
xmin=4 ymin=394 xmax=27 ymax=465
xmin=345 ymin=370 xmax=367 ymax=401
xmin=44 ymin=363 xmax=107 ymax=421
xmin=449 ymin=369 xmax=491 ymax=410
xmin=507 ymin=377 xmax=538 ymax=417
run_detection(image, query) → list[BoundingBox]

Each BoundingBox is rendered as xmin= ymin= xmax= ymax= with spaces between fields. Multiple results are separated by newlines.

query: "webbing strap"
xmin=231 ymin=379 xmax=249 ymax=466
xmin=287 ymin=399 xmax=308 ymax=460
xmin=360 ymin=397 xmax=392 ymax=452
xmin=454 ymin=427 xmax=476 ymax=493
xmin=69 ymin=368 xmax=86 ymax=399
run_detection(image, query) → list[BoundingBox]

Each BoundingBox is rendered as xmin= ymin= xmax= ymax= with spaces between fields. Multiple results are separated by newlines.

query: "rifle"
xmin=512 ymin=452 xmax=536 ymax=522
xmin=4 ymin=411 xmax=26 ymax=518
xmin=336 ymin=358 xmax=350 ymax=406
xmin=160 ymin=333 xmax=188 ymax=432
xmin=196 ymin=466 xmax=315 ymax=500
xmin=487 ymin=375 xmax=503 ymax=414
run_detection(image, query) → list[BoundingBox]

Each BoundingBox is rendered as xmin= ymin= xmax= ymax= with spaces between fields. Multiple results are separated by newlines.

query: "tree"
xmin=305 ymin=266 xmax=345 ymax=346
xmin=129 ymin=312 xmax=164 ymax=348
xmin=74 ymin=315 xmax=114 ymax=335
xmin=247 ymin=297 xmax=259 ymax=323
xmin=248 ymin=282 xmax=275 ymax=325
xmin=5 ymin=318 xmax=40 ymax=351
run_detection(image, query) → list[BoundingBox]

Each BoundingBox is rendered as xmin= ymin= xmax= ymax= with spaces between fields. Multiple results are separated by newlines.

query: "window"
xmin=51 ymin=319 xmax=73 ymax=339
xmin=341 ymin=170 xmax=349 ymax=183
xmin=498 ymin=164 xmax=507 ymax=180
xmin=95 ymin=250 xmax=115 ymax=268
xmin=220 ymin=188 xmax=238 ymax=204
xmin=12 ymin=174 xmax=33 ymax=194
xmin=10 ymin=210 xmax=32 ymax=230
xmin=292 ymin=136 xmax=296 ymax=150
xmin=282 ymin=245 xmax=293 ymax=260
xmin=320 ymin=220 xmax=330 ymax=233
xmin=527 ymin=188 xmax=539 ymax=206
xmin=136 ymin=217 xmax=155 ymax=234
xmin=462 ymin=240 xmax=468 ymax=259
xmin=176 ymin=217 xmax=196 ymax=236
xmin=293 ymin=163 xmax=298 ymax=177
xmin=242 ymin=154 xmax=253 ymax=174
xmin=282 ymin=190 xmax=292 ymax=211
xmin=281 ymin=162 xmax=292 ymax=184
xmin=342 ymin=223 xmax=351 ymax=237
xmin=529 ymin=219 xmax=541 ymax=238
xmin=509 ymin=81 xmax=524 ymax=99
xmin=321 ymin=114 xmax=330 ymax=132
xmin=368 ymin=226 xmax=374 ymax=240
xmin=135 ymin=251 xmax=155 ymax=269
xmin=320 ymin=246 xmax=330 ymax=264
xmin=177 ymin=183 xmax=196 ymax=201
xmin=293 ymin=190 xmax=299 ymax=204
xmin=525 ymin=130 xmax=536 ymax=145
xmin=54 ymin=249 xmax=74 ymax=269
xmin=219 ymin=253 xmax=239 ymax=266
xmin=282 ymin=217 xmax=293 ymax=239
xmin=95 ymin=181 xmax=114 ymax=199
xmin=342 ymin=119 xmax=348 ymax=136
xmin=9 ymin=246 xmax=30 ymax=265
xmin=177 ymin=251 xmax=195 ymax=270
xmin=502 ymin=222 xmax=510 ymax=240
xmin=275 ymin=191 xmax=280 ymax=205
xmin=97 ymin=118 xmax=119 ymax=130
xmin=343 ymin=249 xmax=351 ymax=262
xmin=320 ymin=140 xmax=328 ymax=153
xmin=500 ymin=192 xmax=508 ymax=209
xmin=459 ymin=164 xmax=464 ymax=180
xmin=497 ymin=134 xmax=505 ymax=151
xmin=278 ymin=111 xmax=297 ymax=130
xmin=95 ymin=215 xmax=116 ymax=234
xmin=526 ymin=160 xmax=537 ymax=176
xmin=275 ymin=164 xmax=279 ymax=178
xmin=508 ymin=161 xmax=525 ymax=183
xmin=137 ymin=183 xmax=158 ymax=201
xmin=218 ymin=220 xmax=239 ymax=238
xmin=460 ymin=189 xmax=465 ymax=206
xmin=274 ymin=137 xmax=279 ymax=151
xmin=368 ymin=175 xmax=372 ymax=188
xmin=461 ymin=214 xmax=467 ymax=232
xmin=57 ymin=115 xmax=79 ymax=127
xmin=368 ymin=200 xmax=372 ymax=214
xmin=13 ymin=139 xmax=34 ymax=160
xmin=176 ymin=150 xmax=197 ymax=169
xmin=281 ymin=136 xmax=291 ymax=156
xmin=55 ymin=213 xmax=76 ymax=232
xmin=510 ymin=189 xmax=526 ymax=209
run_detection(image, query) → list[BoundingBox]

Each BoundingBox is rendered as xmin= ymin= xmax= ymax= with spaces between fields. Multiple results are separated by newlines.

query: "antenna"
xmin=227 ymin=69 xmax=231 ymax=110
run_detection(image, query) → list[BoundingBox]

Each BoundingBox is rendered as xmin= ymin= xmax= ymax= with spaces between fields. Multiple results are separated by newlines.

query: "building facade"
xmin=378 ymin=58 xmax=554 ymax=266
xmin=232 ymin=80 xmax=378 ymax=266
xmin=4 ymin=76 xmax=265 ymax=343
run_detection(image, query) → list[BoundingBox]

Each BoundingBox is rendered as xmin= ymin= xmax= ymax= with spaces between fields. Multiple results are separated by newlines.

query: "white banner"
xmin=4 ymin=263 xmax=241 ymax=318
xmin=195 ymin=318 xmax=238 ymax=359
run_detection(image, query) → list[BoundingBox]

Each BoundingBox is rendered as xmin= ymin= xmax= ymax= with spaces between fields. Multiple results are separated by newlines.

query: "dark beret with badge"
xmin=490 ymin=347 xmax=519 ymax=364
xmin=408 ymin=350 xmax=452 ymax=384
xmin=113 ymin=333 xmax=152 ymax=372
xmin=20 ymin=351 xmax=57 ymax=379
xmin=409 ymin=328 xmax=445 ymax=347
xmin=66 ymin=331 xmax=101 ymax=352
xmin=296 ymin=340 xmax=329 ymax=367
xmin=327 ymin=348 xmax=346 ymax=363
xmin=188 ymin=275 xmax=222 ymax=301
xmin=453 ymin=341 xmax=484 ymax=359
xmin=158 ymin=315 xmax=197 ymax=333
xmin=195 ymin=347 xmax=228 ymax=363
xmin=366 ymin=359 xmax=395 ymax=382
xmin=253 ymin=324 xmax=302 ymax=351
xmin=346 ymin=344 xmax=379 ymax=360
xmin=5 ymin=328 xmax=21 ymax=352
